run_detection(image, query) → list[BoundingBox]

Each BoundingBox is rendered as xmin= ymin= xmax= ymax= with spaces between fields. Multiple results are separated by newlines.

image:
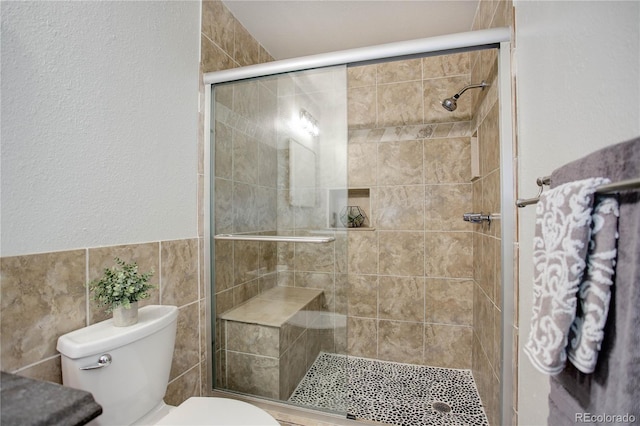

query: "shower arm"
xmin=453 ymin=81 xmax=488 ymax=98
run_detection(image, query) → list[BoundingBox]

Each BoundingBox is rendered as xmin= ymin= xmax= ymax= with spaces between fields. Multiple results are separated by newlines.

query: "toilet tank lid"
xmin=57 ymin=305 xmax=178 ymax=359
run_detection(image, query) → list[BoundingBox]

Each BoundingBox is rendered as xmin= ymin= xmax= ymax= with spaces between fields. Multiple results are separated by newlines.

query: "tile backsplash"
xmin=0 ymin=239 xmax=201 ymax=405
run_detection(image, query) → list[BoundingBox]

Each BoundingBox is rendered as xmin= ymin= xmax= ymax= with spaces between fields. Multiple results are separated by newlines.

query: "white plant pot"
xmin=112 ymin=302 xmax=139 ymax=327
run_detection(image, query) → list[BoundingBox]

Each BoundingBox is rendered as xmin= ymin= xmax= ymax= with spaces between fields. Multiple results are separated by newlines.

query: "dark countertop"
xmin=0 ymin=371 xmax=102 ymax=426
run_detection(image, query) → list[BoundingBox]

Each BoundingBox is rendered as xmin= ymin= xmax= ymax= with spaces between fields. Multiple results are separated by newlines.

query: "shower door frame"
xmin=203 ymin=27 xmax=515 ymax=424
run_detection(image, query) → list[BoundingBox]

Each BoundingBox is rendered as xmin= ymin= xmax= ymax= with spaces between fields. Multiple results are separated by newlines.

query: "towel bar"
xmin=214 ymin=234 xmax=335 ymax=243
xmin=516 ymin=176 xmax=640 ymax=208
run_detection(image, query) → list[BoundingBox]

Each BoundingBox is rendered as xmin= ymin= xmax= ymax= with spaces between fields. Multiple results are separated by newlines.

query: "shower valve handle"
xmin=463 ymin=212 xmax=491 ymax=224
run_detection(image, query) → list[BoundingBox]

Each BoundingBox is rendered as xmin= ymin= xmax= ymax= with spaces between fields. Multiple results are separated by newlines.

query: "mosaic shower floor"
xmin=289 ymin=353 xmax=489 ymax=426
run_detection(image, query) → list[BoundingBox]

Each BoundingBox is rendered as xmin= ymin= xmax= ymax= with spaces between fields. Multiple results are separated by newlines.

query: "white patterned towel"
xmin=567 ymin=195 xmax=619 ymax=373
xmin=524 ymin=177 xmax=610 ymax=375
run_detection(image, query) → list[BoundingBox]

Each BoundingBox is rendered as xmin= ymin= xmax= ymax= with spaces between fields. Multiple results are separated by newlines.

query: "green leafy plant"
xmin=89 ymin=257 xmax=154 ymax=313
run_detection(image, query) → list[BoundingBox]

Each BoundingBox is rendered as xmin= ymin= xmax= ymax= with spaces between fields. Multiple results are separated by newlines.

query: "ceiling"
xmin=222 ymin=1 xmax=480 ymax=60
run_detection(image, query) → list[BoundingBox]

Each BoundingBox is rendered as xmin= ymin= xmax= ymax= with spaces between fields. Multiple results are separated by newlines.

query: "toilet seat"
xmin=154 ymin=397 xmax=280 ymax=425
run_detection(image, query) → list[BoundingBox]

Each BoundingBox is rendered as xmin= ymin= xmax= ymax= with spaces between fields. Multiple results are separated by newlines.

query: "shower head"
xmin=441 ymin=81 xmax=488 ymax=112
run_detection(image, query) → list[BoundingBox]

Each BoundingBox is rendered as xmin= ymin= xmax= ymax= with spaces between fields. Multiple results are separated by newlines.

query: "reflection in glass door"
xmin=210 ymin=65 xmax=348 ymax=414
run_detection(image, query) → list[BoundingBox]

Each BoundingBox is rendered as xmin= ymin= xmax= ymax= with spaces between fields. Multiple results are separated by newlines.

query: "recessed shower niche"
xmin=328 ymin=188 xmax=372 ymax=229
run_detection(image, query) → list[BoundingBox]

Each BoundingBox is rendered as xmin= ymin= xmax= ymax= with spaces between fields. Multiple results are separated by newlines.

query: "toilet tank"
xmin=57 ymin=305 xmax=178 ymax=426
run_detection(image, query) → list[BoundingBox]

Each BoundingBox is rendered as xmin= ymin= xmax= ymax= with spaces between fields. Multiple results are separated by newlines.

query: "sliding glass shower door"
xmin=210 ymin=65 xmax=349 ymax=413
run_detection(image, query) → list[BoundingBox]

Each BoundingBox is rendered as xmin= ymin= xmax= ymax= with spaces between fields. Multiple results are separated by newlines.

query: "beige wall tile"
xmin=347 ymin=64 xmax=376 ymax=88
xmin=424 ymin=232 xmax=473 ymax=278
xmin=376 ymin=58 xmax=422 ymax=84
xmin=201 ymin=35 xmax=235 ymax=73
xmin=374 ymin=185 xmax=425 ymax=230
xmin=227 ymin=351 xmax=279 ymax=399
xmin=295 ymin=241 xmax=334 ymax=273
xmin=232 ymin=280 xmax=259 ymax=306
xmin=214 ymin=178 xmax=233 ymax=234
xmin=425 ymin=184 xmax=472 ymax=231
xmin=425 ymin=279 xmax=473 ymax=326
xmin=347 ymin=317 xmax=377 ymax=358
xmin=423 ymin=324 xmax=472 ymax=369
xmin=233 ymin=131 xmax=259 ymax=185
xmin=233 ymin=240 xmax=260 ymax=285
xmin=233 ymin=20 xmax=260 ymax=66
xmin=348 ymin=143 xmax=377 ymax=187
xmin=483 ymin=170 xmax=501 ymax=221
xmin=347 ymin=231 xmax=378 ymax=275
xmin=282 ymin=332 xmax=308 ymax=398
xmin=260 ymin=241 xmax=277 ymax=275
xmin=233 ymin=80 xmax=260 ymax=125
xmin=258 ymin=142 xmax=278 ymax=188
xmin=165 ymin=365 xmax=201 ymax=406
xmin=347 ymin=274 xmax=378 ymax=318
xmin=161 ymin=239 xmax=199 ymax=307
xmin=377 ymin=140 xmax=423 ymax=185
xmin=294 ymin=272 xmax=334 ymax=310
xmin=348 ymin=86 xmax=377 ymax=129
xmin=170 ymin=303 xmax=201 ymax=381
xmin=14 ymin=356 xmax=62 ymax=384
xmin=422 ymin=52 xmax=470 ymax=78
xmin=1 ymin=250 xmax=86 ymax=372
xmin=474 ymin=283 xmax=495 ymax=371
xmin=227 ymin=322 xmax=279 ymax=357
xmin=202 ymin=1 xmax=234 ymax=54
xmin=480 ymin=101 xmax=500 ymax=175
xmin=424 ymin=137 xmax=471 ymax=184
xmin=379 ymin=231 xmax=424 ymax=276
xmin=377 ymin=81 xmax=423 ymax=127
xmin=480 ymin=234 xmax=495 ymax=300
xmin=349 ymin=128 xmax=386 ymax=144
xmin=378 ymin=276 xmax=424 ymax=322
xmin=214 ymin=240 xmax=233 ymax=292
xmin=214 ymin=121 xmax=233 ymax=179
xmin=378 ymin=320 xmax=423 ymax=364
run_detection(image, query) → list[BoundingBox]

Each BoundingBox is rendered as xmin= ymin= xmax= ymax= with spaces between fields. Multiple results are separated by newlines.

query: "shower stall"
xmin=205 ymin=28 xmax=514 ymax=426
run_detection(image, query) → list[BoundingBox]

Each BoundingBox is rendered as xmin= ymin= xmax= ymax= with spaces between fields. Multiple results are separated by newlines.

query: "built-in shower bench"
xmin=219 ymin=286 xmax=330 ymax=400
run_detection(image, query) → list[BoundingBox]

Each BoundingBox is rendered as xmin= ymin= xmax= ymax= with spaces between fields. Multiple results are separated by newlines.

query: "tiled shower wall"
xmin=345 ymin=54 xmax=476 ymax=368
xmin=470 ymin=1 xmax=515 ymax=425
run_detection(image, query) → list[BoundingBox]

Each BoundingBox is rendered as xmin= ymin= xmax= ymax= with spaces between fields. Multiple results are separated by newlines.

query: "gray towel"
xmin=547 ymin=136 xmax=640 ymax=425
xmin=524 ymin=178 xmax=609 ymax=375
xmin=567 ymin=195 xmax=619 ymax=374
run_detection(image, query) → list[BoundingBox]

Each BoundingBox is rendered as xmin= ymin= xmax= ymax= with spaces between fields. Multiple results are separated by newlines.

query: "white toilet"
xmin=57 ymin=305 xmax=279 ymax=425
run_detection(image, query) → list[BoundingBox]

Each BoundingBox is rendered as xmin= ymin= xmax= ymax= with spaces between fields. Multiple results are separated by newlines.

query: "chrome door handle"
xmin=80 ymin=354 xmax=112 ymax=370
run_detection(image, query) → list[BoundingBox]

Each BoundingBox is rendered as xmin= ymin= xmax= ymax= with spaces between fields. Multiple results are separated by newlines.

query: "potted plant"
xmin=89 ymin=257 xmax=154 ymax=326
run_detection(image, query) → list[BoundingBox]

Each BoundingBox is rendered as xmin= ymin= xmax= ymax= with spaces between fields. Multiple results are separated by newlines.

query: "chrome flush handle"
xmin=80 ymin=354 xmax=112 ymax=370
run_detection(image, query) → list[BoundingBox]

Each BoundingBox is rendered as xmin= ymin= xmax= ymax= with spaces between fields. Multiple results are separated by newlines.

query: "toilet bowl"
xmin=56 ymin=305 xmax=279 ymax=425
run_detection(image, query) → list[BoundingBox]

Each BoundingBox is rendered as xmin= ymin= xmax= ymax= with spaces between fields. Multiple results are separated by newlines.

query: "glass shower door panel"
xmin=211 ymin=65 xmax=348 ymax=414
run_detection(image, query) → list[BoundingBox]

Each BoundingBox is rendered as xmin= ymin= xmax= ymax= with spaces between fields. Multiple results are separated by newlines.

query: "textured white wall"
xmin=515 ymin=1 xmax=640 ymax=424
xmin=1 ymin=1 xmax=200 ymax=257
